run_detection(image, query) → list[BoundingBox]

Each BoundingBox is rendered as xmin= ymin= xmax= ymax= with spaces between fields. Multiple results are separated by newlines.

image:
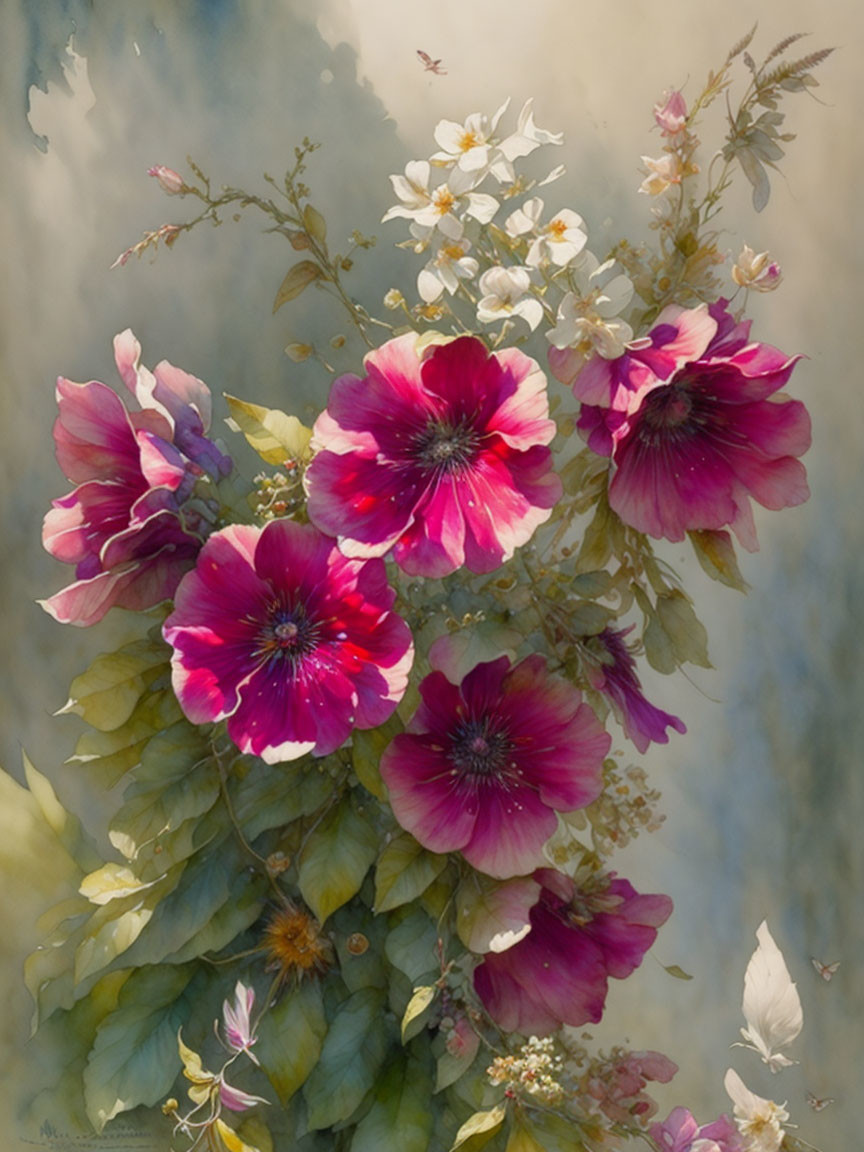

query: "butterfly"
xmin=810 ymin=957 xmax=840 ymax=982
xmin=417 ymin=50 xmax=446 ymax=75
xmin=806 ymin=1092 xmax=835 ymax=1112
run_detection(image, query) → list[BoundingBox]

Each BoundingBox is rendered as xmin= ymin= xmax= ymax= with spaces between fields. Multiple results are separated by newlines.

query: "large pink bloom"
xmin=380 ymin=655 xmax=610 ymax=879
xmin=584 ymin=627 xmax=686 ymax=753
xmin=163 ymin=520 xmax=413 ymax=764
xmin=558 ymin=301 xmax=810 ymax=551
xmin=305 ymin=333 xmax=562 ymax=577
xmin=473 ymin=868 xmax=672 ymax=1035
xmin=41 ymin=330 xmax=231 ymax=626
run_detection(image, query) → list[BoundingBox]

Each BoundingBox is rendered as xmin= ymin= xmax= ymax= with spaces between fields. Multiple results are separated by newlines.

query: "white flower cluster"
xmin=382 ymin=99 xmax=634 ymax=360
xmin=487 ymin=1035 xmax=566 ymax=1105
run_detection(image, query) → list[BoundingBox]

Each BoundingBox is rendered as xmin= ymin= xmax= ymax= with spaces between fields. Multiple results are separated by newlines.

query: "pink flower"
xmin=305 ymin=333 xmax=562 ymax=577
xmin=651 ymin=1107 xmax=744 ymax=1152
xmin=163 ymin=520 xmax=413 ymax=764
xmin=473 ymin=868 xmax=672 ymax=1035
xmin=380 ymin=654 xmax=610 ymax=878
xmin=586 ymin=1050 xmax=678 ymax=1124
xmin=584 ymin=627 xmax=686 ymax=753
xmin=148 ymin=165 xmax=186 ymax=194
xmin=218 ymin=1078 xmax=268 ymax=1113
xmin=654 ymin=91 xmax=688 ymax=135
xmin=40 ymin=330 xmax=230 ymax=627
xmin=222 ymin=981 xmax=258 ymax=1064
xmin=572 ymin=302 xmax=810 ymax=551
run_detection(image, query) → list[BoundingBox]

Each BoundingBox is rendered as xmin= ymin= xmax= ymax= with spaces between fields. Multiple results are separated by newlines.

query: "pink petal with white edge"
xmin=53 ymin=377 xmax=141 ymax=484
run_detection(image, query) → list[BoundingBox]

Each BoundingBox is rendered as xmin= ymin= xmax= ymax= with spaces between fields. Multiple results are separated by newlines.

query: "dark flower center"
xmin=256 ymin=600 xmax=319 ymax=666
xmin=634 ymin=383 xmax=696 ymax=446
xmin=413 ymin=419 xmax=481 ymax=473
xmin=448 ymin=716 xmax=514 ymax=777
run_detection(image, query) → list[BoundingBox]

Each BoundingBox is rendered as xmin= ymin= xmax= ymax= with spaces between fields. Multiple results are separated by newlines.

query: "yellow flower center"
xmin=459 ymin=131 xmax=479 ymax=152
xmin=548 ymin=218 xmax=568 ymax=240
xmin=433 ymin=188 xmax=457 ymax=216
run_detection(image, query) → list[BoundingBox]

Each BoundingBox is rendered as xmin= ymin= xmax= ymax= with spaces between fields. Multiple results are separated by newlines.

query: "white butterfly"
xmin=734 ymin=920 xmax=803 ymax=1072
xmin=806 ymin=1091 xmax=835 ymax=1112
xmin=810 ymin=957 xmax=840 ymax=982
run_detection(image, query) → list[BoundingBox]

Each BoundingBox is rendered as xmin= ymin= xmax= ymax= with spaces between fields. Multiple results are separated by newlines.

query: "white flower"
xmin=731 ymin=245 xmax=783 ymax=292
xmin=506 ymin=197 xmax=587 ymax=267
xmin=383 ymin=161 xmax=498 ymax=241
xmin=476 ymin=265 xmax=543 ymax=331
xmin=547 ymin=252 xmax=634 ymax=359
xmin=639 ymin=153 xmax=683 ymax=196
xmin=431 ymin=101 xmax=510 ymax=174
xmin=490 ymin=98 xmax=563 ymax=183
xmin=417 ymin=238 xmax=479 ymax=302
xmin=724 ymin=1068 xmax=789 ymax=1152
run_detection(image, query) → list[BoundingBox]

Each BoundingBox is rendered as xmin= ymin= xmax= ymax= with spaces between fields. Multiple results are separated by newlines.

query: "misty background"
xmin=1 ymin=0 xmax=861 ymax=1147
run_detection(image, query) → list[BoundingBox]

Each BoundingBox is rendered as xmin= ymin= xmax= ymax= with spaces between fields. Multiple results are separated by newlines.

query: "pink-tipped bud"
xmin=147 ymin=165 xmax=186 ymax=195
xmin=653 ymin=90 xmax=688 ymax=135
xmin=731 ymin=245 xmax=783 ymax=293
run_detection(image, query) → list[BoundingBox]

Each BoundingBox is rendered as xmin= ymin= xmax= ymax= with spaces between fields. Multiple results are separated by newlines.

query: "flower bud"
xmin=653 ymin=90 xmax=688 ymax=135
xmin=147 ymin=165 xmax=186 ymax=195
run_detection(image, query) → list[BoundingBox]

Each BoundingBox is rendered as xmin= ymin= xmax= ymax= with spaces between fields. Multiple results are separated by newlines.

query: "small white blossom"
xmin=731 ymin=245 xmax=783 ymax=292
xmin=383 ymin=161 xmax=498 ymax=241
xmin=547 ymin=253 xmax=634 ymax=359
xmin=506 ymin=197 xmax=587 ymax=267
xmin=724 ymin=1068 xmax=789 ymax=1152
xmin=477 ymin=265 xmax=543 ymax=331
xmin=490 ymin=98 xmax=563 ymax=183
xmin=431 ymin=101 xmax=510 ymax=174
xmin=639 ymin=153 xmax=683 ymax=196
xmin=417 ymin=238 xmax=479 ymax=302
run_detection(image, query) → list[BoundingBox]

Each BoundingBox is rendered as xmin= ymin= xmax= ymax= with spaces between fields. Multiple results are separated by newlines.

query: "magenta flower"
xmin=570 ymin=301 xmax=810 ymax=550
xmin=305 ymin=333 xmax=562 ymax=577
xmin=650 ymin=1107 xmax=744 ymax=1152
xmin=473 ymin=868 xmax=673 ymax=1035
xmin=41 ymin=330 xmax=231 ymax=627
xmin=163 ymin=520 xmax=413 ymax=764
xmin=584 ymin=627 xmax=686 ymax=753
xmin=380 ymin=655 xmax=610 ymax=879
xmin=586 ymin=1049 xmax=678 ymax=1124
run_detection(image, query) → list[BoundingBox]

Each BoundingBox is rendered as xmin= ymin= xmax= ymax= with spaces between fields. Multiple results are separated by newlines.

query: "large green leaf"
xmin=69 ymin=689 xmax=182 ymax=787
xmin=350 ymin=1051 xmax=433 ymax=1152
xmin=688 ymin=529 xmax=750 ymax=592
xmin=374 ymin=831 xmax=448 ymax=914
xmin=22 ymin=751 xmax=102 ymax=873
xmin=256 ymin=979 xmax=328 ymax=1104
xmin=351 ymin=714 xmax=402 ymax=801
xmin=384 ymin=906 xmax=439 ymax=985
xmin=303 ymin=987 xmax=391 ymax=1130
xmin=231 ymin=760 xmax=331 ymax=842
xmin=108 ymin=759 xmax=221 ymax=863
xmin=298 ymin=797 xmax=378 ymax=923
xmin=83 ymin=963 xmax=197 ymax=1130
xmin=655 ymin=590 xmax=712 ymax=669
xmin=57 ymin=639 xmax=170 ymax=732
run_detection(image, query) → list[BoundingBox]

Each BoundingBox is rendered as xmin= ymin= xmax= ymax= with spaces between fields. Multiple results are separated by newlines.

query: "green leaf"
xmin=655 ymin=590 xmax=712 ymax=668
xmin=351 ymin=1051 xmax=434 ymax=1152
xmin=688 ymin=529 xmax=750 ymax=592
xmin=505 ymin=1123 xmax=548 ymax=1152
xmin=298 ymin=796 xmax=378 ymax=923
xmin=69 ymin=688 xmax=182 ymax=788
xmin=375 ymin=831 xmax=448 ymax=914
xmin=352 ymin=714 xmax=402 ymax=802
xmin=401 ymin=985 xmax=436 ymax=1042
xmin=303 ymin=988 xmax=391 ymax=1130
xmin=642 ymin=613 xmax=677 ymax=675
xmin=434 ymin=1030 xmax=480 ymax=1093
xmin=232 ymin=760 xmax=331 ymax=842
xmin=384 ymin=906 xmax=439 ymax=985
xmin=108 ymin=758 xmax=221 ymax=865
xmin=22 ymin=751 xmax=102 ymax=873
xmin=576 ymin=497 xmax=613 ymax=572
xmin=303 ymin=203 xmax=327 ymax=243
xmin=224 ymin=393 xmax=313 ymax=466
xmin=273 ymin=260 xmax=324 ymax=312
xmin=135 ymin=720 xmax=210 ymax=784
xmin=257 ymin=979 xmax=328 ymax=1104
xmin=664 ymin=963 xmax=694 ymax=980
xmin=57 ymin=640 xmax=170 ymax=732
xmin=450 ymin=1104 xmax=507 ymax=1151
xmin=83 ymin=963 xmax=196 ymax=1130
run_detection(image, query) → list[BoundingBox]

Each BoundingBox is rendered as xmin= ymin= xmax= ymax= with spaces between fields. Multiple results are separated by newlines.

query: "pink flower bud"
xmin=653 ymin=90 xmax=688 ymax=135
xmin=147 ymin=165 xmax=186 ymax=194
xmin=731 ymin=245 xmax=783 ymax=293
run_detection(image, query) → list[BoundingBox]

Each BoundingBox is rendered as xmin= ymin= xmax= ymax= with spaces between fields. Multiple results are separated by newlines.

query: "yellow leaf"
xmin=224 ymin=393 xmax=313 ymax=466
xmin=506 ymin=1122 xmax=548 ymax=1152
xmin=302 ymin=203 xmax=327 ymax=243
xmin=214 ymin=1117 xmax=262 ymax=1152
xmin=401 ymin=984 xmax=436 ymax=1042
xmin=79 ymin=862 xmax=161 ymax=905
xmin=450 ymin=1104 xmax=507 ymax=1151
xmin=272 ymin=260 xmax=323 ymax=312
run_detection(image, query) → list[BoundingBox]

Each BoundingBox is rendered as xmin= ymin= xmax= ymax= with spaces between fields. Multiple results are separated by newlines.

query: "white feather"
xmin=735 ymin=920 xmax=803 ymax=1072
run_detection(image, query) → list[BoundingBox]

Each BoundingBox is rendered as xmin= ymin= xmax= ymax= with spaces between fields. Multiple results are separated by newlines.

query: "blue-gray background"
xmin=1 ymin=1 xmax=860 ymax=1148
